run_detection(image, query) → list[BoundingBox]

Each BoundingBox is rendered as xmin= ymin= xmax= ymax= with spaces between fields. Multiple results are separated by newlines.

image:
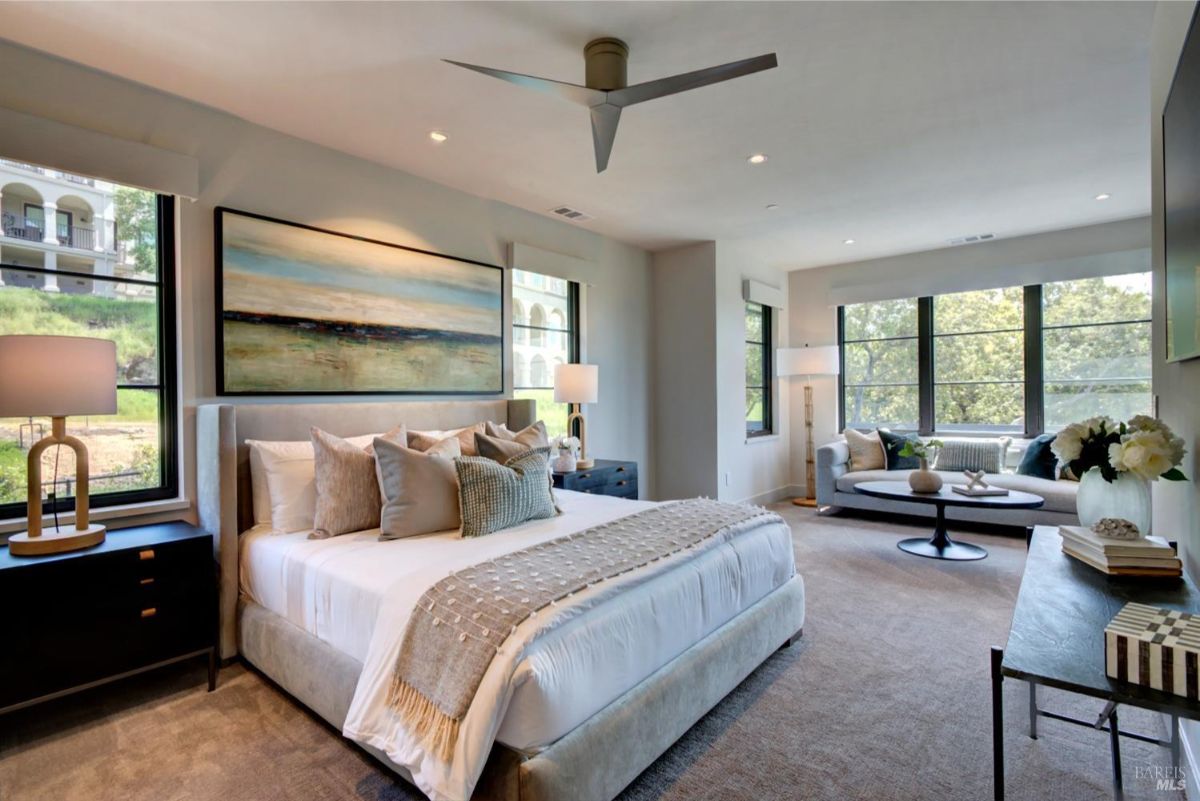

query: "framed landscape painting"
xmin=215 ymin=208 xmax=503 ymax=394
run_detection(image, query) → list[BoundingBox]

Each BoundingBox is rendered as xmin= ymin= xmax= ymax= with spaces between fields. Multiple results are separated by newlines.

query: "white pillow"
xmin=247 ymin=434 xmax=377 ymax=533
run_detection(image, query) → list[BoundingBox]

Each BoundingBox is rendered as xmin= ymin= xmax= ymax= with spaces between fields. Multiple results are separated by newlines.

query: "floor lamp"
xmin=777 ymin=345 xmax=840 ymax=508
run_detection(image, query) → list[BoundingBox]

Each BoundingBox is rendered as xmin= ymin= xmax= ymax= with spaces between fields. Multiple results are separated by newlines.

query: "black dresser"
xmin=552 ymin=459 xmax=638 ymax=499
xmin=0 ymin=522 xmax=217 ymax=714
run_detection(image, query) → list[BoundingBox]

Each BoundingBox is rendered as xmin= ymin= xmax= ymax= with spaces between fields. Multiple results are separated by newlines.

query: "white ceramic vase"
xmin=908 ymin=457 xmax=943 ymax=494
xmin=552 ymin=448 xmax=577 ymax=474
xmin=1076 ymin=467 xmax=1152 ymax=535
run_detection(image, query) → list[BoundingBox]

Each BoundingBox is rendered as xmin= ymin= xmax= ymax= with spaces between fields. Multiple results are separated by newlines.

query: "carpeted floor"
xmin=0 ymin=505 xmax=1187 ymax=801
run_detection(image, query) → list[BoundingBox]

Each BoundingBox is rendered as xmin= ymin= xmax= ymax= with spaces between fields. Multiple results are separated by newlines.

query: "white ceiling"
xmin=0 ymin=1 xmax=1155 ymax=270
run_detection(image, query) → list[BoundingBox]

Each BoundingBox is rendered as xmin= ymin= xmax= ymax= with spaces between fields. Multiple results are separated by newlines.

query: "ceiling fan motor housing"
xmin=584 ymin=38 xmax=629 ymax=90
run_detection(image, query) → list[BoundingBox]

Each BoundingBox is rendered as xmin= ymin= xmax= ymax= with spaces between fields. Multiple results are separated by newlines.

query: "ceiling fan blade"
xmin=590 ymin=103 xmax=622 ymax=173
xmin=608 ymin=53 xmax=778 ymax=108
xmin=443 ymin=59 xmax=605 ymax=106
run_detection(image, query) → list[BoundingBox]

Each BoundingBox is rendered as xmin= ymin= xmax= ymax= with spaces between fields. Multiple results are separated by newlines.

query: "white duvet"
xmin=240 ymin=491 xmax=795 ymax=801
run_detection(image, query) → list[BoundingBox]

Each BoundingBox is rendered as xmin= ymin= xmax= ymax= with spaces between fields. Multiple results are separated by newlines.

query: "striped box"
xmin=1105 ymin=602 xmax=1200 ymax=698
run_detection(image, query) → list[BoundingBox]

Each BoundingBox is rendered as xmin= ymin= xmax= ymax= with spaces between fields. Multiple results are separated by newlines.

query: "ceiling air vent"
xmin=550 ymin=205 xmax=594 ymax=222
xmin=947 ymin=232 xmax=996 ymax=246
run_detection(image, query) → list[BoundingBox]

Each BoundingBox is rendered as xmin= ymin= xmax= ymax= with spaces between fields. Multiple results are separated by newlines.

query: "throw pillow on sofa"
xmin=843 ymin=428 xmax=885 ymax=471
xmin=878 ymin=430 xmax=921 ymax=470
xmin=936 ymin=437 xmax=1011 ymax=474
xmin=1017 ymin=433 xmax=1059 ymax=480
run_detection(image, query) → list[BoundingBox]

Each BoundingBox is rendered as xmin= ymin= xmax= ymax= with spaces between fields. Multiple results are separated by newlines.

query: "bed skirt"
xmin=237 ymin=574 xmax=805 ymax=801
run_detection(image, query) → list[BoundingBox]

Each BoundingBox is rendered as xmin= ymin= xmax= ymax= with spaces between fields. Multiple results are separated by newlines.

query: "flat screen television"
xmin=1164 ymin=5 xmax=1200 ymax=362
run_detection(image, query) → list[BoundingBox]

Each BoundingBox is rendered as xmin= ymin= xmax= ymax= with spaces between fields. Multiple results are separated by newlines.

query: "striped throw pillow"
xmin=935 ymin=437 xmax=1011 ymax=474
xmin=455 ymin=448 xmax=558 ymax=538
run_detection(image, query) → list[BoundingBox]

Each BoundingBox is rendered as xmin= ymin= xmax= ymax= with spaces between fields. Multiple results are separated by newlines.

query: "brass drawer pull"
xmin=616 ymin=480 xmax=628 ymax=487
xmin=580 ymin=473 xmax=592 ymax=480
xmin=140 ymin=607 xmax=157 ymax=619
xmin=139 ymin=577 xmax=155 ymax=586
xmin=139 ymin=549 xmax=155 ymax=561
xmin=615 ymin=466 xmax=626 ymax=473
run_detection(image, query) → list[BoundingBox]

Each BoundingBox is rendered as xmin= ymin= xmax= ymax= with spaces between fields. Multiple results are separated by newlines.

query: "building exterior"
xmin=512 ymin=269 xmax=571 ymax=388
xmin=0 ymin=160 xmax=131 ymax=296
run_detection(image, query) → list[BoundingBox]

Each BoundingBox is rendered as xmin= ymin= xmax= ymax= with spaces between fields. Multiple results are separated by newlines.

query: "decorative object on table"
xmin=776 ymin=344 xmax=840 ymax=507
xmin=552 ymin=437 xmax=580 ymax=473
xmin=952 ymin=470 xmax=1010 ymax=497
xmin=0 ymin=335 xmax=117 ymax=556
xmin=1059 ymin=525 xmax=1182 ymax=577
xmin=554 ymin=363 xmax=599 ymax=469
xmin=1105 ymin=602 xmax=1200 ymax=695
xmin=898 ymin=438 xmax=943 ymax=493
xmin=215 ymin=207 xmax=503 ymax=395
xmin=1052 ymin=415 xmax=1188 ymax=535
xmin=1092 ymin=518 xmax=1141 ymax=540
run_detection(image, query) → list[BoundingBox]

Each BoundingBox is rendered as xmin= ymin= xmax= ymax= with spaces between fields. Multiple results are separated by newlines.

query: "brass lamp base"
xmin=576 ymin=458 xmax=596 ymax=470
xmin=792 ymin=498 xmax=818 ymax=508
xmin=9 ymin=523 xmax=106 ymax=556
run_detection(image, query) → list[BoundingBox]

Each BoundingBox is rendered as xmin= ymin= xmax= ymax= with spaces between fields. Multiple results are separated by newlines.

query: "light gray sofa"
xmin=815 ymin=439 xmax=1080 ymax=528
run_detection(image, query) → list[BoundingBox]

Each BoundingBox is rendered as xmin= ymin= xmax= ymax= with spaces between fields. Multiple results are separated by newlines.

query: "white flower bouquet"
xmin=1051 ymin=414 xmax=1187 ymax=483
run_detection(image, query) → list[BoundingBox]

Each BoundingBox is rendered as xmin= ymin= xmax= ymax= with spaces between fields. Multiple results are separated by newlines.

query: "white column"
xmin=42 ymin=250 xmax=58 ymax=292
xmin=95 ymin=259 xmax=114 ymax=297
xmin=94 ymin=215 xmax=108 ymax=252
xmin=41 ymin=200 xmax=58 ymax=244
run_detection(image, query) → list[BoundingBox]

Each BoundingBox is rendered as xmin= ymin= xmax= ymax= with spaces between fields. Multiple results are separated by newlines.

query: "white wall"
xmin=1149 ymin=0 xmax=1200 ymax=768
xmin=787 ymin=216 xmax=1151 ymax=491
xmin=0 ymin=40 xmax=655 ymax=520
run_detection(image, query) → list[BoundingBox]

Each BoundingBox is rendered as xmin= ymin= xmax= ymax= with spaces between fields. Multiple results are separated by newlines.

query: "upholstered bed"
xmin=197 ymin=400 xmax=805 ymax=801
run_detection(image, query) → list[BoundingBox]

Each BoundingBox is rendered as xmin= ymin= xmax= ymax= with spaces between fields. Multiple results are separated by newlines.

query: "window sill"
xmin=745 ymin=434 xmax=782 ymax=445
xmin=0 ymin=497 xmax=192 ymax=536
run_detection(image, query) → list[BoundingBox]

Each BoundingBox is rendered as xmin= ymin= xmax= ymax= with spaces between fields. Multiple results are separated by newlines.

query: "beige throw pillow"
xmin=475 ymin=431 xmax=543 ymax=464
xmin=310 ymin=427 xmax=404 ymax=539
xmin=408 ymin=423 xmax=486 ymax=456
xmin=374 ymin=436 xmax=462 ymax=540
xmin=843 ymin=428 xmax=885 ymax=471
xmin=485 ymin=420 xmax=549 ymax=449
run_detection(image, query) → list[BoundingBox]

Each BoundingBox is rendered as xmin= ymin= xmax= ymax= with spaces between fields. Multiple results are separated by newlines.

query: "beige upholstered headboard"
xmin=196 ymin=399 xmax=536 ymax=658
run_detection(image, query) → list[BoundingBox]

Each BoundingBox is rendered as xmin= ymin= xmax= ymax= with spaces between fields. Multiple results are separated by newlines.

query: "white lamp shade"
xmin=776 ymin=345 xmax=840 ymax=377
xmin=0 ymin=335 xmax=118 ymax=417
xmin=553 ymin=363 xmax=599 ymax=404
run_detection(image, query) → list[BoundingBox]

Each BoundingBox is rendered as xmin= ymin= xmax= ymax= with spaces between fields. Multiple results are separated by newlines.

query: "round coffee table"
xmin=854 ymin=480 xmax=1045 ymax=561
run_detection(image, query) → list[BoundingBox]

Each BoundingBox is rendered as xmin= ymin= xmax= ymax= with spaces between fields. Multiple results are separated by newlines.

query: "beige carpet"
xmin=0 ymin=505 xmax=1186 ymax=801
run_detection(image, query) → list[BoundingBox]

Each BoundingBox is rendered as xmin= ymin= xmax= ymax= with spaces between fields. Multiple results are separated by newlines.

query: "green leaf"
xmin=1161 ymin=467 xmax=1188 ymax=481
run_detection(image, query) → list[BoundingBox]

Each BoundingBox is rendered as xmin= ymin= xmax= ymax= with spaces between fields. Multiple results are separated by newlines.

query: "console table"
xmin=991 ymin=526 xmax=1200 ymax=800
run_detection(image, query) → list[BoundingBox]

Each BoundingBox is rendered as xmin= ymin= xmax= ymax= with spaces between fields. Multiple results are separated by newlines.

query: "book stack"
xmin=952 ymin=485 xmax=1009 ymax=497
xmin=1059 ymin=526 xmax=1182 ymax=577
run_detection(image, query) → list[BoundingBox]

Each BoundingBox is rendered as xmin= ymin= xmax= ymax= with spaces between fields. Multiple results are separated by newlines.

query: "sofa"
xmin=815 ymin=438 xmax=1080 ymax=528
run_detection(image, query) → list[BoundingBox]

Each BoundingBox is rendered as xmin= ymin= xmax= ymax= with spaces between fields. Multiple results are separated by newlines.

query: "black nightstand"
xmin=0 ymin=521 xmax=217 ymax=715
xmin=552 ymin=459 xmax=638 ymax=499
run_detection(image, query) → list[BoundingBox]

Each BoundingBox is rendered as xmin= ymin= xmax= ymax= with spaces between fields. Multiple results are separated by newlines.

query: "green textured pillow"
xmin=455 ymin=448 xmax=558 ymax=538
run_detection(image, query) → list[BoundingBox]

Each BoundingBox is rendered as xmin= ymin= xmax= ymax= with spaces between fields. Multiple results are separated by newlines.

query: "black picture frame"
xmin=214 ymin=207 xmax=505 ymax=396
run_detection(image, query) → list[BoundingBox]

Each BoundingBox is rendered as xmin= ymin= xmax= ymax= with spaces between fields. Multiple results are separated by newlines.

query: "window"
xmin=1042 ymin=274 xmax=1152 ymax=430
xmin=933 ymin=287 xmax=1025 ymax=433
xmin=839 ymin=298 xmax=919 ymax=429
xmin=1 ymin=161 xmax=177 ymax=519
xmin=511 ymin=269 xmax=579 ymax=438
xmin=745 ymin=301 xmax=774 ymax=436
xmin=837 ymin=271 xmax=1151 ymax=436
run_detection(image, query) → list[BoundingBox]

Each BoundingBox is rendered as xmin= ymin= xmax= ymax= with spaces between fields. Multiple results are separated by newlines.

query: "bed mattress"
xmin=239 ymin=490 xmax=795 ymax=752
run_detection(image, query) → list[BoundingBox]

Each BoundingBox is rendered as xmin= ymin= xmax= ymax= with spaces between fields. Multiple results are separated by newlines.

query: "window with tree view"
xmin=840 ymin=298 xmax=919 ymax=429
xmin=0 ymin=159 xmax=176 ymax=517
xmin=512 ymin=269 xmax=578 ymax=439
xmin=837 ymin=271 xmax=1151 ymax=435
xmin=745 ymin=301 xmax=773 ymax=436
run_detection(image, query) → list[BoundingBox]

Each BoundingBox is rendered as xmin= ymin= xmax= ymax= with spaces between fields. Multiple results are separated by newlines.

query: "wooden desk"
xmin=992 ymin=526 xmax=1200 ymax=800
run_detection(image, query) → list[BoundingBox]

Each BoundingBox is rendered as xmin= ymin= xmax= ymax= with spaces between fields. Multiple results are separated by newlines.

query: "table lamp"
xmin=777 ymin=344 xmax=840 ymax=507
xmin=0 ymin=335 xmax=118 ymax=556
xmin=554 ymin=363 xmax=599 ymax=469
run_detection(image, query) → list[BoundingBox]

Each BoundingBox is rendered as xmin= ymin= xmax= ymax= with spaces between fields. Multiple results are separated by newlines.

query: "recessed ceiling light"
xmin=843 ymin=238 xmax=856 ymax=245
xmin=765 ymin=203 xmax=779 ymax=211
xmin=1095 ymin=193 xmax=1111 ymax=201
xmin=429 ymin=130 xmax=448 ymax=143
xmin=747 ymin=153 xmax=768 ymax=165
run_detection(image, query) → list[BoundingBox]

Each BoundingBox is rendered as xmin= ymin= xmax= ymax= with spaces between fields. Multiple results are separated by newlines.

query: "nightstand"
xmin=552 ymin=459 xmax=638 ymax=499
xmin=0 ymin=521 xmax=217 ymax=715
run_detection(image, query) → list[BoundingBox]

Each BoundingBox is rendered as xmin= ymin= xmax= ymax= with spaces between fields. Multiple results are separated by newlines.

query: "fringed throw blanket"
xmin=387 ymin=498 xmax=780 ymax=760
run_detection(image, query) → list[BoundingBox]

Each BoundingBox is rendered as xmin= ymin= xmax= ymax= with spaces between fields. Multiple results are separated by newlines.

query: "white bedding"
xmin=240 ymin=491 xmax=796 ymax=798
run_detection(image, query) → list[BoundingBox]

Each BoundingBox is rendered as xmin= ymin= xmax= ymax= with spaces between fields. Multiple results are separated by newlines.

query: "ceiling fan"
xmin=445 ymin=38 xmax=778 ymax=173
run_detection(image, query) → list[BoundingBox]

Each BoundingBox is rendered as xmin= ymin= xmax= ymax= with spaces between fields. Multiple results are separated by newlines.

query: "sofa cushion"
xmin=844 ymin=428 xmax=885 ymax=471
xmin=936 ymin=437 xmax=1010 ymax=473
xmin=1017 ymin=433 xmax=1058 ymax=480
xmin=878 ymin=430 xmax=921 ymax=470
xmin=837 ymin=469 xmax=1077 ymax=514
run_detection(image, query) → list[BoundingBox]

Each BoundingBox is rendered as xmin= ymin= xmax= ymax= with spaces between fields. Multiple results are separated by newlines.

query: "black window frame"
xmin=745 ymin=301 xmax=775 ymax=438
xmin=837 ymin=276 xmax=1151 ymax=437
xmin=511 ymin=276 xmax=581 ymax=391
xmin=0 ymin=193 xmax=179 ymax=521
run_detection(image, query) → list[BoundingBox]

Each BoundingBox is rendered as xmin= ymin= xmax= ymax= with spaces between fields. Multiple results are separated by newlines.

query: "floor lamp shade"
xmin=0 ymin=335 xmax=118 ymax=556
xmin=554 ymin=363 xmax=599 ymax=469
xmin=0 ymin=335 xmax=118 ymax=417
